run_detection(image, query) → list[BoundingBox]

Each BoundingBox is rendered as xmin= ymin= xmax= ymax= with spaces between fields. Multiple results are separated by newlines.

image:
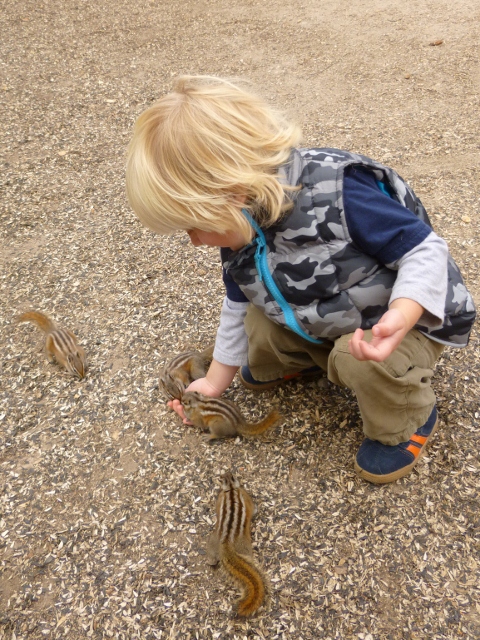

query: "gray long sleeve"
xmin=213 ymin=297 xmax=249 ymax=366
xmin=387 ymin=230 xmax=448 ymax=328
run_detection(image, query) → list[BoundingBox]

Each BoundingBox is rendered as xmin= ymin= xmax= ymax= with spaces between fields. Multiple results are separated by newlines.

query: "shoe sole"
xmin=238 ymin=370 xmax=323 ymax=391
xmin=354 ymin=417 xmax=439 ymax=484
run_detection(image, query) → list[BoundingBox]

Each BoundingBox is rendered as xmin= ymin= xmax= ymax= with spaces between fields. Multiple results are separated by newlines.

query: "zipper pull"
xmin=241 ymin=208 xmax=267 ymax=283
xmin=254 ymin=240 xmax=264 ymax=282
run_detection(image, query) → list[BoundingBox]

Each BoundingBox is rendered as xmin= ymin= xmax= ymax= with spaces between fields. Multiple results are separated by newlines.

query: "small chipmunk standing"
xmin=206 ymin=472 xmax=266 ymax=617
xmin=181 ymin=391 xmax=282 ymax=440
xmin=17 ymin=311 xmax=86 ymax=379
xmin=159 ymin=344 xmax=214 ymax=400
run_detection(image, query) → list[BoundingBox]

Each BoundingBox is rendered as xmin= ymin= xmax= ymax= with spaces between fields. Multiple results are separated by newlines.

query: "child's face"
xmin=187 ymin=229 xmax=246 ymax=251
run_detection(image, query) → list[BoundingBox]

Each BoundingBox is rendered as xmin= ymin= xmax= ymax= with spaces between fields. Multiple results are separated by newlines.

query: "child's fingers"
xmin=358 ymin=340 xmax=385 ymax=361
xmin=348 ymin=328 xmax=366 ymax=360
xmin=349 ymin=328 xmax=396 ymax=362
xmin=170 ymin=399 xmax=195 ymax=425
xmin=373 ymin=309 xmax=406 ymax=337
xmin=362 ymin=333 xmax=404 ymax=361
xmin=169 ymin=398 xmax=187 ymax=420
xmin=169 ymin=398 xmax=180 ymax=411
xmin=372 ymin=322 xmax=398 ymax=339
xmin=372 ymin=323 xmax=389 ymax=337
xmin=356 ymin=339 xmax=377 ymax=360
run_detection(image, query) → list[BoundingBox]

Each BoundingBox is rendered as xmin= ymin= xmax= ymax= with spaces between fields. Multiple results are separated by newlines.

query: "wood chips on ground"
xmin=1 ymin=1 xmax=479 ymax=638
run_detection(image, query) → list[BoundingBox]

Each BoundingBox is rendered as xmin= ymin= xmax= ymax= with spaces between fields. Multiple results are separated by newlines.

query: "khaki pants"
xmin=244 ymin=305 xmax=444 ymax=445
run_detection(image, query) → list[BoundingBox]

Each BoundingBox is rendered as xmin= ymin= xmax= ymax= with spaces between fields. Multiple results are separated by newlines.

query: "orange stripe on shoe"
xmin=410 ymin=433 xmax=428 ymax=445
xmin=406 ymin=443 xmax=422 ymax=457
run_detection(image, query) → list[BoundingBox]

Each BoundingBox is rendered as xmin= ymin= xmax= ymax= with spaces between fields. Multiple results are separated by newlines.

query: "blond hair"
xmin=126 ymin=76 xmax=302 ymax=243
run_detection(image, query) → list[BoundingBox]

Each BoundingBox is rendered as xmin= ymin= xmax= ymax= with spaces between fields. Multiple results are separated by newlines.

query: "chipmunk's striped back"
xmin=159 ymin=345 xmax=214 ymax=400
xmin=217 ymin=472 xmax=249 ymax=545
xmin=17 ymin=311 xmax=86 ymax=378
xmin=47 ymin=328 xmax=78 ymax=357
xmin=166 ymin=351 xmax=196 ymax=372
xmin=182 ymin=391 xmax=282 ymax=440
xmin=193 ymin=396 xmax=242 ymax=427
xmin=210 ymin=472 xmax=266 ymax=617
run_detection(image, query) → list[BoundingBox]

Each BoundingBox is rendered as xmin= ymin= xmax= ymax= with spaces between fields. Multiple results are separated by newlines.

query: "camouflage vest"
xmin=224 ymin=148 xmax=476 ymax=347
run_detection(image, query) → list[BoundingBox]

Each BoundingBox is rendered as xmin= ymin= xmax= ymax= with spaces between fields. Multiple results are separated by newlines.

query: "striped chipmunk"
xmin=158 ymin=344 xmax=214 ymax=400
xmin=181 ymin=391 xmax=282 ymax=441
xmin=17 ymin=311 xmax=86 ymax=379
xmin=206 ymin=472 xmax=267 ymax=617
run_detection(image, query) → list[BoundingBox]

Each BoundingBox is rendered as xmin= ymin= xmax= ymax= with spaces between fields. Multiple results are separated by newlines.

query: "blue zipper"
xmin=242 ymin=209 xmax=323 ymax=344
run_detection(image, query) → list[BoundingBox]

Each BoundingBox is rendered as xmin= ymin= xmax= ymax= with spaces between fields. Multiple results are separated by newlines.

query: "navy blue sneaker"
xmin=239 ymin=365 xmax=323 ymax=391
xmin=354 ymin=406 xmax=438 ymax=484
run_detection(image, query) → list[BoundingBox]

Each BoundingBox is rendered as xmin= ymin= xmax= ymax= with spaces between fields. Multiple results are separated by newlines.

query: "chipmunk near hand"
xmin=159 ymin=344 xmax=214 ymax=400
xmin=207 ymin=472 xmax=267 ymax=617
xmin=16 ymin=311 xmax=86 ymax=379
xmin=181 ymin=391 xmax=282 ymax=440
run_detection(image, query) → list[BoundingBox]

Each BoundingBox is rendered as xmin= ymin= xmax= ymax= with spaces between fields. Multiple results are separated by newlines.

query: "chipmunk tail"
xmin=241 ymin=409 xmax=283 ymax=436
xmin=221 ymin=543 xmax=266 ymax=617
xmin=16 ymin=311 xmax=56 ymax=333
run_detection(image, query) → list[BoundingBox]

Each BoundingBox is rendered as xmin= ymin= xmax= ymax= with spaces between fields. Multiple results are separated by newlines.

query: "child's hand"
xmin=348 ymin=308 xmax=409 ymax=362
xmin=185 ymin=377 xmax=223 ymax=397
xmin=167 ymin=377 xmax=222 ymax=424
xmin=167 ymin=398 xmax=192 ymax=423
xmin=348 ymin=298 xmax=424 ymax=362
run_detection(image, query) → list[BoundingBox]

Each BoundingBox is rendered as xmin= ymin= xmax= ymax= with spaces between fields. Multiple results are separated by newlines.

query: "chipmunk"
xmin=159 ymin=344 xmax=214 ymax=400
xmin=181 ymin=391 xmax=282 ymax=440
xmin=16 ymin=311 xmax=86 ymax=379
xmin=206 ymin=472 xmax=266 ymax=617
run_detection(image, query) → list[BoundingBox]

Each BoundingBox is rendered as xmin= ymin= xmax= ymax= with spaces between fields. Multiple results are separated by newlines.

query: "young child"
xmin=126 ymin=76 xmax=476 ymax=484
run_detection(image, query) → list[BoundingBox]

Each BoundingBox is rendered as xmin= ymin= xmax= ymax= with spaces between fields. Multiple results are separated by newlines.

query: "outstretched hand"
xmin=348 ymin=308 xmax=409 ymax=362
xmin=167 ymin=377 xmax=222 ymax=423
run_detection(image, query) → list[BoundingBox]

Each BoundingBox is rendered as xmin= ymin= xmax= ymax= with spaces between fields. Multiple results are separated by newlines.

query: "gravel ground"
xmin=1 ymin=1 xmax=479 ymax=638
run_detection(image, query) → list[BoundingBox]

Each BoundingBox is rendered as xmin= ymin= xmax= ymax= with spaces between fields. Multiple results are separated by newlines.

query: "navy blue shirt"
xmin=343 ymin=166 xmax=430 ymax=263
xmin=221 ymin=166 xmax=432 ymax=302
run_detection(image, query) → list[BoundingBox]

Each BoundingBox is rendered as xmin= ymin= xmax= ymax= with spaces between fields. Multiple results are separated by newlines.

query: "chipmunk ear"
xmin=220 ymin=471 xmax=240 ymax=490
